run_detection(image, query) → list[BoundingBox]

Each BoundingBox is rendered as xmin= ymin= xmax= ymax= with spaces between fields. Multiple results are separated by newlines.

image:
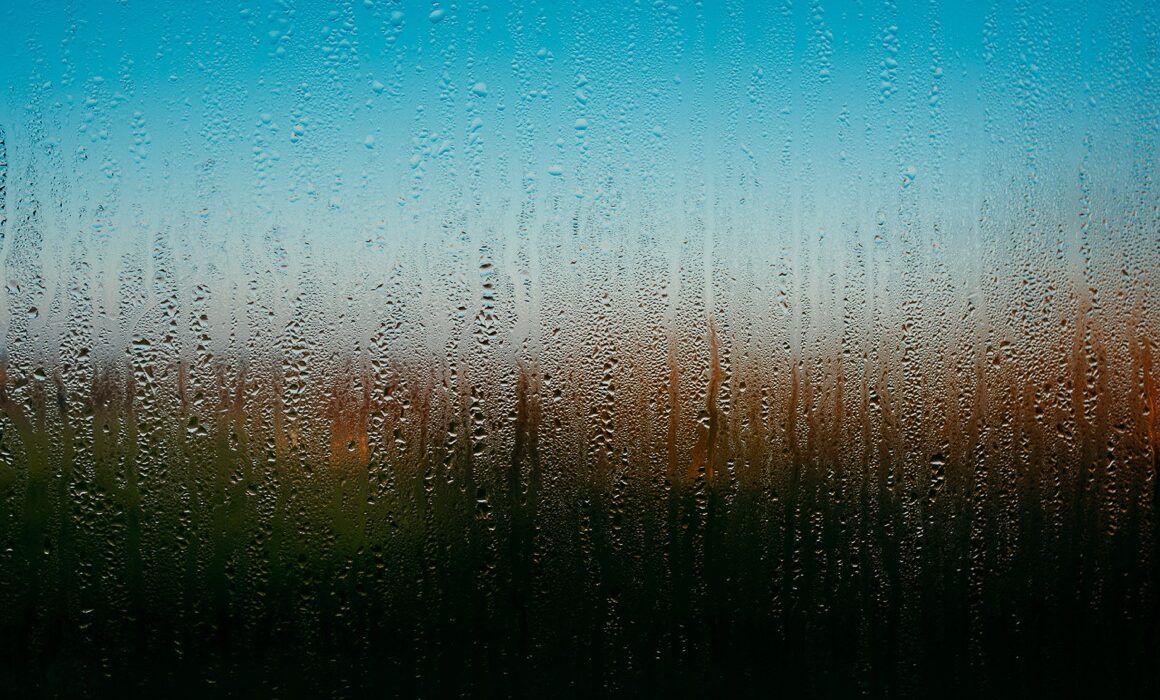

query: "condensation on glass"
xmin=0 ymin=0 xmax=1156 ymax=696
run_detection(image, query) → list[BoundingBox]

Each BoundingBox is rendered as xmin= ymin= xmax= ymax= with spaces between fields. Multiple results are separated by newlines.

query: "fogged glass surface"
xmin=0 ymin=0 xmax=1157 ymax=696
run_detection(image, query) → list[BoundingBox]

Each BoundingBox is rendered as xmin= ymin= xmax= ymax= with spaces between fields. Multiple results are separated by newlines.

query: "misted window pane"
xmin=0 ymin=0 xmax=1156 ymax=696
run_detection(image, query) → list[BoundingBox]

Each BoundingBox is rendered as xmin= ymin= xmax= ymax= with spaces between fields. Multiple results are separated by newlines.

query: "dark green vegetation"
xmin=1 ymin=365 xmax=1156 ymax=697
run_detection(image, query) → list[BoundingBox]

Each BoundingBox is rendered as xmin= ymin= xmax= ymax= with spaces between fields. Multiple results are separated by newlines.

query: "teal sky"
xmin=0 ymin=0 xmax=1154 ymax=258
